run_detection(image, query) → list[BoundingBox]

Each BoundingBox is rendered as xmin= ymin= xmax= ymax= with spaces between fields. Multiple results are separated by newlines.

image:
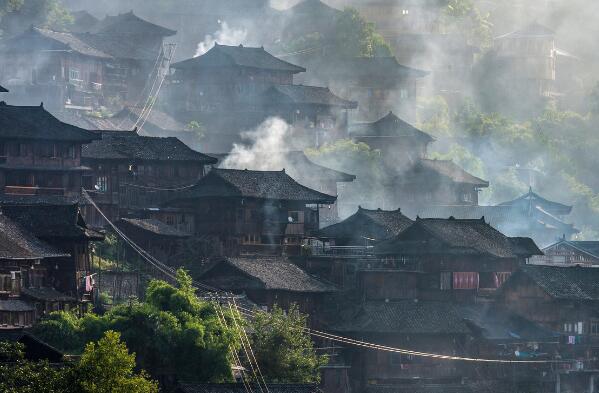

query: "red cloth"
xmin=453 ymin=272 xmax=479 ymax=289
xmin=85 ymin=275 xmax=93 ymax=292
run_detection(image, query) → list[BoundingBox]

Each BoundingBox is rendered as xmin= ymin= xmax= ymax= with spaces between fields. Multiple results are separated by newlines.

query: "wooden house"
xmin=494 ymin=23 xmax=557 ymax=103
xmin=531 ymin=240 xmax=599 ymax=266
xmin=0 ymin=198 xmax=104 ymax=302
xmin=117 ymin=218 xmax=191 ymax=267
xmin=324 ymin=299 xmax=472 ymax=393
xmin=165 ymin=168 xmax=336 ymax=256
xmin=350 ymin=112 xmax=434 ymax=166
xmin=412 ymin=188 xmax=578 ymax=247
xmin=169 ymin=43 xmax=306 ymax=113
xmin=392 ymin=159 xmax=489 ymax=210
xmin=168 ymin=44 xmax=356 ymax=148
xmin=198 ymin=256 xmax=337 ymax=315
xmin=309 ymin=207 xmax=413 ymax=288
xmin=81 ymin=130 xmax=217 ymax=227
xmin=303 ymin=58 xmax=428 ymax=120
xmin=0 ymin=102 xmax=100 ymax=197
xmin=0 ymin=12 xmax=175 ymax=110
xmin=499 ymin=265 xmax=599 ymax=380
xmin=216 ymin=150 xmax=355 ymax=225
xmin=373 ymin=217 xmax=542 ymax=302
xmin=260 ymin=84 xmax=357 ymax=147
xmin=0 ymin=213 xmax=71 ymax=328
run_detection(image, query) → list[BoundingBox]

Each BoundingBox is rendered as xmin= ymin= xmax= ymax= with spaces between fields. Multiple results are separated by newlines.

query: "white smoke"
xmin=220 ymin=117 xmax=292 ymax=170
xmin=194 ymin=21 xmax=248 ymax=57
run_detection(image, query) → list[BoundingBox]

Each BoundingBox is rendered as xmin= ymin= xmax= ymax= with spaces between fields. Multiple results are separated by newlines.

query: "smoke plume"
xmin=220 ymin=117 xmax=292 ymax=170
xmin=195 ymin=21 xmax=248 ymax=57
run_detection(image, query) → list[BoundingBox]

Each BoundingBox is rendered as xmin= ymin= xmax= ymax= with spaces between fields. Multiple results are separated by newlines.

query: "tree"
xmin=0 ymin=0 xmax=72 ymax=36
xmin=442 ymin=0 xmax=492 ymax=49
xmin=250 ymin=304 xmax=327 ymax=383
xmin=74 ymin=331 xmax=158 ymax=393
xmin=34 ymin=270 xmax=239 ymax=383
xmin=0 ymin=341 xmax=70 ymax=393
xmin=334 ymin=8 xmax=392 ymax=58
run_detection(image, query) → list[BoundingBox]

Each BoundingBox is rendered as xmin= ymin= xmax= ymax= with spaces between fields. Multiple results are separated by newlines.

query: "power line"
xmin=137 ymin=44 xmax=178 ymax=133
xmin=83 ymin=190 xmax=567 ymax=365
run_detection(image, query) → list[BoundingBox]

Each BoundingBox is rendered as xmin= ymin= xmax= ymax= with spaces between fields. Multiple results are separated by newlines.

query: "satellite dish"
xmin=94 ymin=184 xmax=100 ymax=191
xmin=288 ymin=216 xmax=294 ymax=223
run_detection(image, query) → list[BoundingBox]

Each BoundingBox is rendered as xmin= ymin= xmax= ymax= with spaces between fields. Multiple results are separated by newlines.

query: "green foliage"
xmin=0 ymin=332 xmax=157 ymax=393
xmin=250 ymin=304 xmax=327 ymax=383
xmin=442 ymin=0 xmax=492 ymax=49
xmin=188 ymin=121 xmax=206 ymax=140
xmin=75 ymin=331 xmax=158 ymax=393
xmin=307 ymin=139 xmax=387 ymax=208
xmin=417 ymin=95 xmax=451 ymax=137
xmin=0 ymin=0 xmax=72 ymax=35
xmin=34 ymin=270 xmax=239 ymax=382
xmin=334 ymin=8 xmax=392 ymax=57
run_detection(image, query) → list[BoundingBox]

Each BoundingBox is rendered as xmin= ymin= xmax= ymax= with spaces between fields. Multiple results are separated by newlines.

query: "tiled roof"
xmin=172 ymin=44 xmax=306 ymax=73
xmin=82 ymin=132 xmax=217 ymax=163
xmin=419 ymin=159 xmax=488 ymax=186
xmin=0 ymin=299 xmax=35 ymax=312
xmin=516 ymin=265 xmax=599 ymax=300
xmin=508 ymin=237 xmax=543 ymax=256
xmin=459 ymin=303 xmax=556 ymax=342
xmin=2 ymin=27 xmax=112 ymax=58
xmin=215 ymin=151 xmax=355 ymax=183
xmin=119 ymin=218 xmax=190 ymax=238
xmin=0 ymin=214 xmax=68 ymax=260
xmin=1 ymin=202 xmax=103 ymax=241
xmin=202 ymin=257 xmax=338 ymax=293
xmin=350 ymin=112 xmax=433 ymax=141
xmin=498 ymin=188 xmax=572 ymax=216
xmin=113 ymin=107 xmax=188 ymax=132
xmin=0 ymin=85 xmax=8 ymax=93
xmin=560 ymin=241 xmax=599 ymax=258
xmin=92 ymin=11 xmax=176 ymax=37
xmin=179 ymin=383 xmax=322 ymax=393
xmin=328 ymin=300 xmax=471 ymax=335
xmin=77 ymin=31 xmax=161 ymax=61
xmin=263 ymin=85 xmax=357 ymax=109
xmin=375 ymin=217 xmax=534 ymax=258
xmin=318 ymin=207 xmax=413 ymax=242
xmin=173 ymin=169 xmax=336 ymax=204
xmin=0 ymin=102 xmax=101 ymax=142
xmin=22 ymin=287 xmax=76 ymax=302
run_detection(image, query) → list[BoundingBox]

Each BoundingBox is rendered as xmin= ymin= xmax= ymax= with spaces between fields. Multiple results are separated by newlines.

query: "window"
xmin=440 ymin=272 xmax=452 ymax=290
xmin=591 ymin=320 xmax=599 ymax=336
xmin=400 ymin=89 xmax=409 ymax=99
xmin=95 ymin=176 xmax=108 ymax=192
xmin=0 ymin=142 xmax=5 ymax=157
xmin=453 ymin=272 xmax=479 ymax=290
xmin=462 ymin=192 xmax=473 ymax=203
xmin=69 ymin=68 xmax=80 ymax=80
xmin=402 ymin=9 xmax=409 ymax=15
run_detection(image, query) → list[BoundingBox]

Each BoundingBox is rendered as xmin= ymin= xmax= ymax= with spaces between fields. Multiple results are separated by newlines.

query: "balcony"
xmin=4 ymin=186 xmax=65 ymax=196
xmin=308 ymin=245 xmax=374 ymax=258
